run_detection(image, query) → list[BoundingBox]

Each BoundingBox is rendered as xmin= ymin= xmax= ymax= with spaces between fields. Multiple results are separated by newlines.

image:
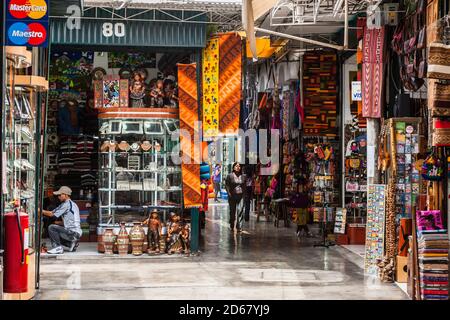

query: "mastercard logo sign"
xmin=8 ymin=0 xmax=48 ymax=20
xmin=6 ymin=0 xmax=48 ymax=47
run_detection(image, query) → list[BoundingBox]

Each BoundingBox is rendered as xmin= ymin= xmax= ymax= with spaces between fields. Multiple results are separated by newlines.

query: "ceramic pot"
xmin=142 ymin=239 xmax=148 ymax=253
xmin=117 ymin=222 xmax=129 ymax=256
xmin=103 ymin=228 xmax=115 ymax=255
xmin=97 ymin=234 xmax=105 ymax=253
xmin=159 ymin=236 xmax=167 ymax=253
xmin=129 ymin=222 xmax=145 ymax=255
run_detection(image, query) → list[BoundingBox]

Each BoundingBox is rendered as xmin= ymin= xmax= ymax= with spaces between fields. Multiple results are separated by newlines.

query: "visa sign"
xmin=351 ymin=81 xmax=362 ymax=101
xmin=5 ymin=0 xmax=49 ymax=47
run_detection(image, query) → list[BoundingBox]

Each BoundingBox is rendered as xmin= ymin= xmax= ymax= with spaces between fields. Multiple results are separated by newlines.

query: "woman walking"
xmin=225 ymin=162 xmax=245 ymax=233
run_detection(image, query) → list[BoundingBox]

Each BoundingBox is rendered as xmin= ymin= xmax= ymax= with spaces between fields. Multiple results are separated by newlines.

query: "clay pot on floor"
xmin=97 ymin=234 xmax=105 ymax=253
xmin=103 ymin=228 xmax=115 ymax=255
xmin=142 ymin=239 xmax=148 ymax=253
xmin=129 ymin=222 xmax=145 ymax=255
xmin=117 ymin=222 xmax=129 ymax=256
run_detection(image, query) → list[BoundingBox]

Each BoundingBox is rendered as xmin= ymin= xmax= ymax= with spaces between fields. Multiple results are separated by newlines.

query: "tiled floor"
xmin=35 ymin=200 xmax=409 ymax=300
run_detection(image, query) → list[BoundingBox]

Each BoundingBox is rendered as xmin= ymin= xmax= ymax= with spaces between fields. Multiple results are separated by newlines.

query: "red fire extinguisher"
xmin=3 ymin=202 xmax=29 ymax=293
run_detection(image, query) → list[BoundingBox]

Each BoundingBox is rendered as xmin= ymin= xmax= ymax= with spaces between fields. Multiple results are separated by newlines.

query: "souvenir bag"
xmin=391 ymin=21 xmax=404 ymax=55
xmin=258 ymin=92 xmax=268 ymax=110
xmin=314 ymin=145 xmax=325 ymax=160
xmin=324 ymin=146 xmax=333 ymax=161
xmin=416 ymin=210 xmax=444 ymax=231
xmin=285 ymin=174 xmax=293 ymax=185
xmin=432 ymin=118 xmax=450 ymax=146
xmin=305 ymin=151 xmax=315 ymax=162
xmin=428 ymin=39 xmax=450 ymax=80
xmin=421 ymin=150 xmax=444 ymax=181
xmin=254 ymin=177 xmax=262 ymax=195
xmin=430 ymin=82 xmax=450 ymax=117
xmin=345 ymin=180 xmax=359 ymax=192
xmin=349 ymin=157 xmax=361 ymax=169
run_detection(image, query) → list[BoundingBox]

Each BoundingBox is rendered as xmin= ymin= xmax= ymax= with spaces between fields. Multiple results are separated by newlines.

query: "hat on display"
xmin=53 ymin=186 xmax=72 ymax=196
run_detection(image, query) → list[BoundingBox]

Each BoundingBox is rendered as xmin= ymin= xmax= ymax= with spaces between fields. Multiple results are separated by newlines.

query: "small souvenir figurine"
xmin=180 ymin=224 xmax=190 ymax=254
xmin=143 ymin=209 xmax=161 ymax=254
xmin=129 ymin=72 xmax=146 ymax=108
xmin=166 ymin=212 xmax=183 ymax=254
xmin=164 ymin=82 xmax=178 ymax=108
xmin=150 ymin=79 xmax=164 ymax=107
xmin=350 ymin=141 xmax=359 ymax=154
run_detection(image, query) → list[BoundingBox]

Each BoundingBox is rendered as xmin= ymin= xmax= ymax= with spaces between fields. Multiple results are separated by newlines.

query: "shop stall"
xmin=1 ymin=46 xmax=48 ymax=299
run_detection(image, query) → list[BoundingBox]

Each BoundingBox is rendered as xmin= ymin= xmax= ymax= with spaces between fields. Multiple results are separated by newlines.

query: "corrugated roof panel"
xmin=50 ymin=18 xmax=206 ymax=47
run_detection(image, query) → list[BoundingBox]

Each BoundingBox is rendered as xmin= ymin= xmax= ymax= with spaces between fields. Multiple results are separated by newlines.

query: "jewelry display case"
xmin=97 ymin=108 xmax=183 ymax=227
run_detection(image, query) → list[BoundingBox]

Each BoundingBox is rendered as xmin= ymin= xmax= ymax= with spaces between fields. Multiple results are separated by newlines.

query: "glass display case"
xmin=2 ymin=48 xmax=47 ymax=252
xmin=1 ymin=46 xmax=48 ymax=300
xmin=98 ymin=113 xmax=183 ymax=227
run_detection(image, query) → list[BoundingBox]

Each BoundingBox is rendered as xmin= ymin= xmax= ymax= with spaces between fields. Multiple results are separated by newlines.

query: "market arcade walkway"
xmin=36 ymin=201 xmax=408 ymax=300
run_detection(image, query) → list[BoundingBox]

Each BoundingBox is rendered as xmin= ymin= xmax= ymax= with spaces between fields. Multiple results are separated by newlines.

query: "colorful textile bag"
xmin=429 ymin=82 xmax=450 ymax=117
xmin=433 ymin=118 xmax=450 ymax=146
xmin=421 ymin=151 xmax=443 ymax=181
xmin=416 ymin=210 xmax=444 ymax=231
xmin=427 ymin=42 xmax=450 ymax=80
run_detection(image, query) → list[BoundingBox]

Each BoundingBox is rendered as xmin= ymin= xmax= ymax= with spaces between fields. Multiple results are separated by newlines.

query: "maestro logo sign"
xmin=8 ymin=0 xmax=48 ymax=20
xmin=6 ymin=0 xmax=49 ymax=47
xmin=7 ymin=22 xmax=47 ymax=46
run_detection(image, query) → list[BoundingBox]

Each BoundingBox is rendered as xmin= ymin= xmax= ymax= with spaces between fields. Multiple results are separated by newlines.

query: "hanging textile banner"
xmin=202 ymin=38 xmax=220 ymax=137
xmin=362 ymin=27 xmax=386 ymax=118
xmin=178 ymin=63 xmax=202 ymax=208
xmin=219 ymin=33 xmax=242 ymax=134
xmin=302 ymin=52 xmax=338 ymax=137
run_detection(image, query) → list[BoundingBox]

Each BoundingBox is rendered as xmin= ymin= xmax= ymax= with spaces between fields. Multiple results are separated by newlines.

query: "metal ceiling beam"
xmin=270 ymin=0 xmax=367 ymax=26
xmin=255 ymin=26 xmax=344 ymax=50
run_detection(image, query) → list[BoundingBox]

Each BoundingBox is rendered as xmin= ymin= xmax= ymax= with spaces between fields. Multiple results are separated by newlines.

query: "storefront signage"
xmin=364 ymin=184 xmax=386 ymax=276
xmin=351 ymin=81 xmax=362 ymax=101
xmin=5 ymin=0 xmax=49 ymax=47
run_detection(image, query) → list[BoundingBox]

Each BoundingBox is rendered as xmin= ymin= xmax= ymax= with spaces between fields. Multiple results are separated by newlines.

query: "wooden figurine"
xmin=166 ymin=212 xmax=183 ymax=254
xmin=143 ymin=209 xmax=161 ymax=254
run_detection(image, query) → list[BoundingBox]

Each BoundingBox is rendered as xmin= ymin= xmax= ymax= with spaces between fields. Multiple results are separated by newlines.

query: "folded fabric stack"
xmin=72 ymin=153 xmax=92 ymax=171
xmin=58 ymin=136 xmax=97 ymax=172
xmin=81 ymin=174 xmax=97 ymax=188
xmin=76 ymin=139 xmax=95 ymax=153
xmin=418 ymin=229 xmax=449 ymax=300
xmin=58 ymin=155 xmax=74 ymax=169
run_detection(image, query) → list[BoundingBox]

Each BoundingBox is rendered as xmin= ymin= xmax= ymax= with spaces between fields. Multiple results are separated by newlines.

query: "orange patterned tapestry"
xmin=178 ymin=63 xmax=201 ymax=208
xmin=219 ymin=33 xmax=242 ymax=134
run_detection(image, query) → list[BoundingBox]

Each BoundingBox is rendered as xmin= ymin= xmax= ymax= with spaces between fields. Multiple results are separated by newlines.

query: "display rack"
xmin=384 ymin=118 xmax=423 ymax=218
xmin=97 ymin=109 xmax=183 ymax=229
xmin=344 ymin=127 xmax=367 ymax=224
